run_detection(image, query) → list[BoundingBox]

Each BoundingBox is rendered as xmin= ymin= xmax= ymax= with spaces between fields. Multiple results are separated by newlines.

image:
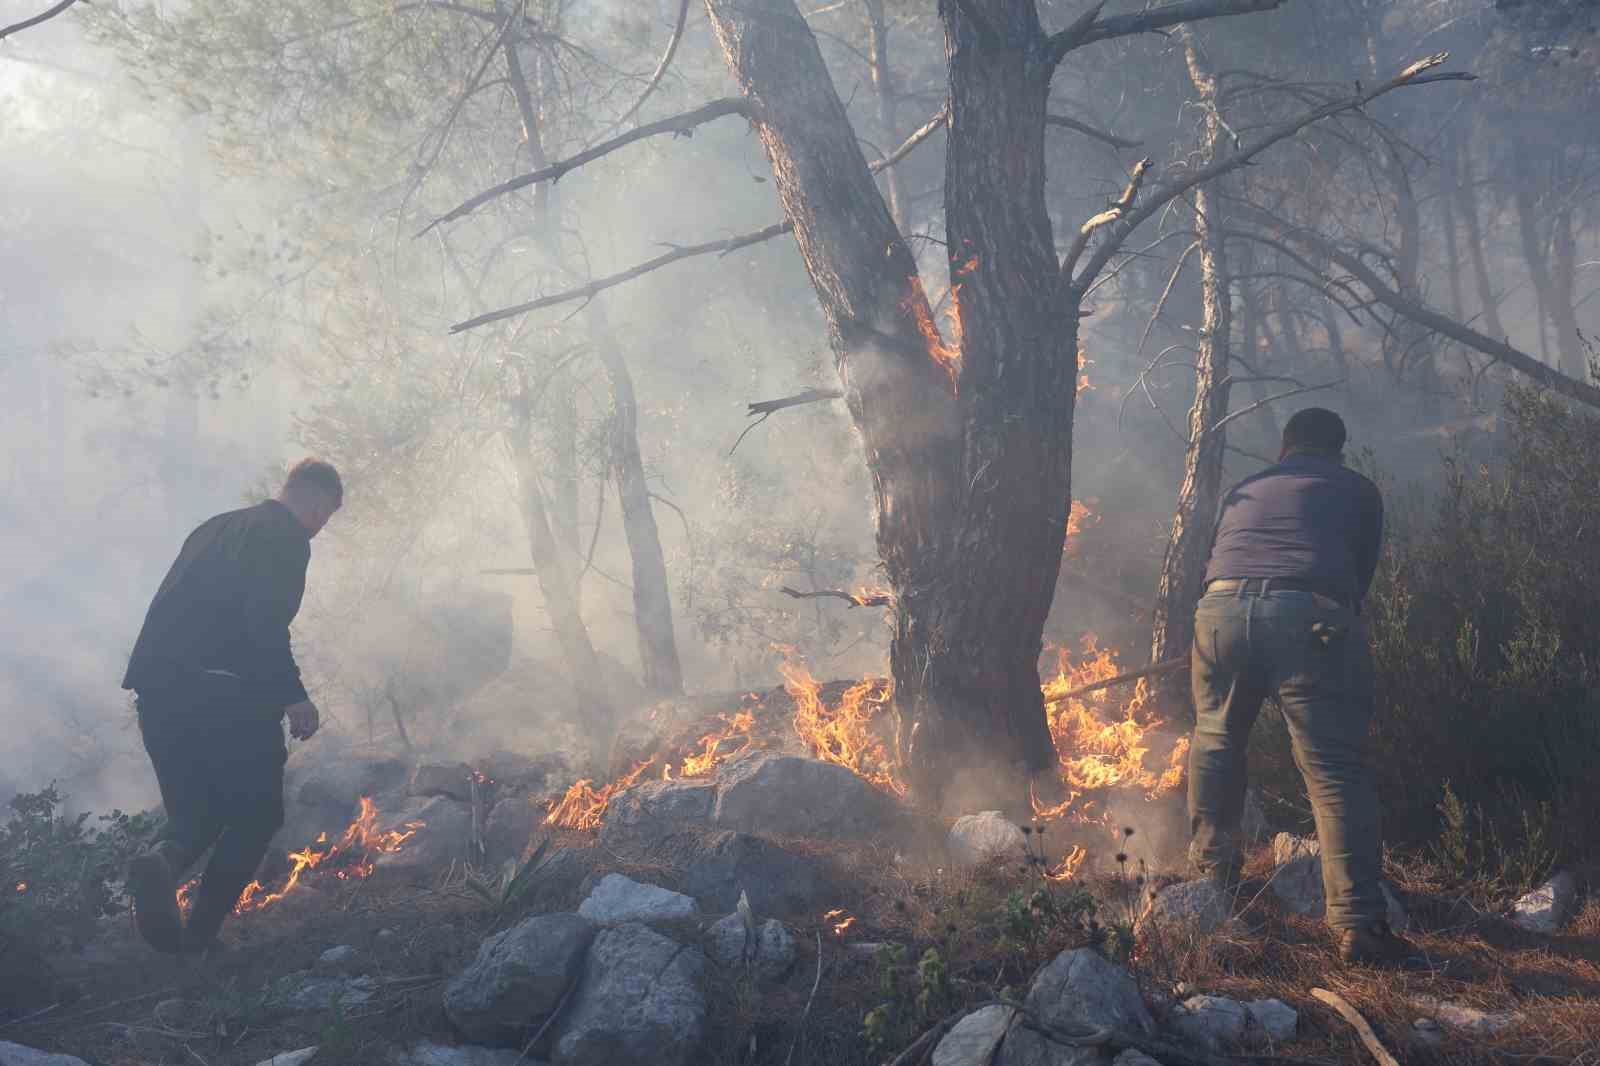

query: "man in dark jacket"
xmin=1189 ymin=409 xmax=1414 ymax=966
xmin=123 ymin=459 xmax=341 ymax=955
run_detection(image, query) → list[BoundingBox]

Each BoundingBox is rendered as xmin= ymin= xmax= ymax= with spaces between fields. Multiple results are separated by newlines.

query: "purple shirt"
xmin=1203 ymin=454 xmax=1383 ymax=606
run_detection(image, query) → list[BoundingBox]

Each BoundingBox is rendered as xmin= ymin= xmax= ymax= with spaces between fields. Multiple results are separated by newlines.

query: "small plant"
xmin=861 ymin=943 xmax=955 ymax=1054
xmin=1103 ymin=837 xmax=1145 ymax=963
xmin=318 ymin=993 xmax=360 ymax=1058
xmin=463 ymin=838 xmax=556 ymax=914
xmin=1433 ymin=781 xmax=1559 ymax=896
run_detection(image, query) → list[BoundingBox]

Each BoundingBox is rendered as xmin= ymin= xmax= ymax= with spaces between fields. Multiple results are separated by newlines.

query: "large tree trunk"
xmin=701 ymin=0 xmax=1066 ymax=810
xmin=1456 ymin=143 xmax=1506 ymax=342
xmin=1549 ymin=204 xmax=1586 ymax=381
xmin=506 ymin=412 xmax=617 ymax=771
xmin=588 ymin=300 xmax=685 ymax=696
xmin=1149 ymin=31 xmax=1234 ymax=708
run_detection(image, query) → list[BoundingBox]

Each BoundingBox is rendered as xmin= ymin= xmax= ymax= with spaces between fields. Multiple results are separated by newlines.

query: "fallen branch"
xmin=1310 ymin=988 xmax=1400 ymax=1066
xmin=421 ymin=97 xmax=752 ymax=234
xmin=779 ymin=585 xmax=893 ymax=608
xmin=747 ymin=387 xmax=844 ymax=416
xmin=0 ymin=0 xmax=82 ymax=41
xmin=1046 ymin=657 xmax=1187 ymax=703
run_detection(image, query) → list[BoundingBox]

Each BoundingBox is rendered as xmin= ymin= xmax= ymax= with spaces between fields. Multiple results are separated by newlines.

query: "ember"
xmin=173 ymin=796 xmax=424 ymax=917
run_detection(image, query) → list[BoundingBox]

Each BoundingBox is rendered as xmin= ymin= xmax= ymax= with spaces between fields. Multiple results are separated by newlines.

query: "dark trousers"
xmin=136 ymin=674 xmax=286 ymax=944
xmin=1189 ymin=585 xmax=1385 ymax=931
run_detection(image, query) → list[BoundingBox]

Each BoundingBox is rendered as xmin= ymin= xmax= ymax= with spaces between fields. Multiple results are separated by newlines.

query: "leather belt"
xmin=1204 ymin=577 xmax=1348 ymax=608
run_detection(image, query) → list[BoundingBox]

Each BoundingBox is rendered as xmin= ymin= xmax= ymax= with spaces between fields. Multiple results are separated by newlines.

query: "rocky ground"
xmin=3 ymin=709 xmax=1599 ymax=1066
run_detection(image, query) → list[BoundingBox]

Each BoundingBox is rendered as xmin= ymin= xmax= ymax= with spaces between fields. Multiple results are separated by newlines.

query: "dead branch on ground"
xmin=1047 ymin=657 xmax=1188 ymax=703
xmin=1310 ymin=988 xmax=1401 ymax=1066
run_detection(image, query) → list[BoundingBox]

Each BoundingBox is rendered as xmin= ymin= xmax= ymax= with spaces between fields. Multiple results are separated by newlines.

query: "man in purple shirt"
xmin=123 ymin=459 xmax=341 ymax=956
xmin=1190 ymin=409 xmax=1414 ymax=966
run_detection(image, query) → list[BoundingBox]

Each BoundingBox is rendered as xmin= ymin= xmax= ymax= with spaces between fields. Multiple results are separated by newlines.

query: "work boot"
xmin=127 ymin=842 xmax=184 ymax=954
xmin=1338 ymin=921 xmax=1425 ymax=969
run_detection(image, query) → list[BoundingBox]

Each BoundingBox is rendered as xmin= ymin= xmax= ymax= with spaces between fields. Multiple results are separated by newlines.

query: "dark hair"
xmin=1282 ymin=407 xmax=1347 ymax=455
xmin=284 ymin=458 xmax=343 ymax=507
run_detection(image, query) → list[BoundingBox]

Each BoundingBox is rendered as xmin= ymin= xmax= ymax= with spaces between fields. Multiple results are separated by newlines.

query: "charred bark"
xmin=1148 ymin=31 xmax=1234 ymax=709
xmin=588 ymin=300 xmax=685 ymax=696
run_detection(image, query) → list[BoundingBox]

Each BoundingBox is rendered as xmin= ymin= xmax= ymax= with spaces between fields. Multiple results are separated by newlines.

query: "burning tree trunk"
xmin=1148 ymin=31 xmax=1235 ymax=708
xmin=589 ymin=300 xmax=684 ymax=696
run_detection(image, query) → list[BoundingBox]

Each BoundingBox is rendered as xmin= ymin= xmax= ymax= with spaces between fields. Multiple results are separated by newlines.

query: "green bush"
xmin=1360 ymin=386 xmax=1600 ymax=880
xmin=0 ymin=785 xmax=160 ymax=974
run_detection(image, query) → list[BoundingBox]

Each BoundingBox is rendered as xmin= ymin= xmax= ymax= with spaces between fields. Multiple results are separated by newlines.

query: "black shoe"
xmin=1339 ymin=922 xmax=1427 ymax=969
xmin=127 ymin=846 xmax=183 ymax=954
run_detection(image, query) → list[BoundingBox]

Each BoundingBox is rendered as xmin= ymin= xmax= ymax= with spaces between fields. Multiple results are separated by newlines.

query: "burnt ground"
xmin=5 ymin=822 xmax=1600 ymax=1066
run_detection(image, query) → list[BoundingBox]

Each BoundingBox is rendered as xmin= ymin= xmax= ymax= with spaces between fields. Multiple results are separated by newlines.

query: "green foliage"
xmin=1433 ymin=781 xmax=1559 ymax=896
xmin=861 ymin=944 xmax=954 ymax=1054
xmin=463 ymin=837 xmax=556 ymax=914
xmin=0 ymin=785 xmax=159 ymax=963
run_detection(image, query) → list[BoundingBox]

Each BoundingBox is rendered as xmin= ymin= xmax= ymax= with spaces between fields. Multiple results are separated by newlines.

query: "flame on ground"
xmin=824 ymin=907 xmax=856 ymax=936
xmin=545 ymin=757 xmax=657 ymax=832
xmin=780 ymin=655 xmax=906 ymax=798
xmin=1035 ymin=637 xmax=1188 ymax=820
xmin=1046 ymin=844 xmax=1088 ymax=882
xmin=174 ymin=797 xmax=424 ymax=917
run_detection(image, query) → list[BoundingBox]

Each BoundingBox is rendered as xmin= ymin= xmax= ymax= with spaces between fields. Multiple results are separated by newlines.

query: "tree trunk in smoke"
xmin=1385 ymin=147 xmax=1438 ymax=406
xmin=588 ymin=300 xmax=685 ymax=696
xmin=1233 ymin=239 xmax=1279 ymax=458
xmin=506 ymin=412 xmax=617 ymax=770
xmin=1512 ymin=149 xmax=1557 ymax=365
xmin=1548 ymin=205 xmax=1587 ymax=381
xmin=1439 ymin=141 xmax=1465 ymax=322
xmin=701 ymin=0 xmax=1069 ymax=810
xmin=1456 ymin=145 xmax=1506 ymax=343
xmin=864 ymin=0 xmax=904 ymax=231
xmin=1149 ymin=32 xmax=1234 ymax=710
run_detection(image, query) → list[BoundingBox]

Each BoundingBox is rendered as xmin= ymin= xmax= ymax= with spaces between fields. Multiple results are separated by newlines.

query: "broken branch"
xmin=421 ymin=97 xmax=752 ymax=235
xmin=1046 ymin=113 xmax=1142 ymax=149
xmin=746 ymin=388 xmax=844 ymax=416
xmin=1310 ymin=988 xmax=1400 ymax=1066
xmin=0 ymin=0 xmax=81 ymax=41
xmin=1061 ymin=159 xmax=1152 ymax=278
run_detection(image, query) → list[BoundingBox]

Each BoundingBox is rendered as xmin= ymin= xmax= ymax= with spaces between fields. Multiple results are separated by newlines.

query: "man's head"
xmin=277 ymin=458 xmax=342 ymax=537
xmin=1279 ymin=407 xmax=1347 ymax=462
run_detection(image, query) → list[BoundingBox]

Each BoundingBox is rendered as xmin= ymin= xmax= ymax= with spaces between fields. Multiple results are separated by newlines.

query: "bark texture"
xmin=1149 ymin=32 xmax=1235 ymax=703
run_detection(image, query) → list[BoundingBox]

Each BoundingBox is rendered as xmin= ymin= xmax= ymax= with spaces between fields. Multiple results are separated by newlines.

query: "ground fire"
xmin=175 ymin=796 xmax=424 ymax=918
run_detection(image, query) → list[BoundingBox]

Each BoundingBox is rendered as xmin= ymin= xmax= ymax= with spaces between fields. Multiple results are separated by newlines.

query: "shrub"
xmin=1359 ymin=386 xmax=1600 ymax=880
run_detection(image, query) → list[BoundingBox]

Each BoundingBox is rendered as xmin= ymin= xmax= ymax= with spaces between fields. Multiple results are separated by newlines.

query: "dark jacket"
xmin=1203 ymin=453 xmax=1384 ymax=606
xmin=123 ymin=500 xmax=311 ymax=709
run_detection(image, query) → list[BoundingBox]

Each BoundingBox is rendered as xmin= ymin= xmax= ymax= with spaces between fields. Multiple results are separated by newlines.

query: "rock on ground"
xmin=374 ymin=795 xmax=474 ymax=875
xmin=1139 ymin=879 xmax=1230 ymax=935
xmin=667 ymin=829 xmax=832 ymax=916
xmin=410 ymin=762 xmax=478 ymax=802
xmin=578 ymin=874 xmax=698 ymax=924
xmin=1267 ymin=835 xmax=1410 ymax=930
xmin=254 ymin=1050 xmax=319 ymax=1066
xmin=1168 ymin=995 xmax=1249 ymax=1050
xmin=0 ymin=1043 xmax=90 ymax=1066
xmin=1511 ymin=871 xmax=1578 ymax=934
xmin=483 ymin=796 xmax=545 ymax=869
xmin=552 ymin=923 xmax=707 ymax=1066
xmin=599 ymin=779 xmax=718 ymax=851
xmin=1112 ymin=1053 xmax=1163 ymax=1066
xmin=268 ymin=973 xmax=377 ymax=1013
xmin=706 ymin=913 xmax=796 ymax=983
xmin=316 ymin=945 xmax=358 ymax=973
xmin=932 ymin=1005 xmax=1016 ymax=1066
xmin=288 ymin=753 xmax=410 ymax=822
xmin=392 ymin=1044 xmax=543 ymax=1066
xmin=1413 ymin=996 xmax=1522 ymax=1035
xmin=997 ymin=948 xmax=1155 ymax=1066
xmin=947 ymin=812 xmax=1027 ymax=867
xmin=711 ymin=753 xmax=898 ymax=840
xmin=1245 ymin=998 xmax=1298 ymax=1042
xmin=444 ymin=912 xmax=594 ymax=1046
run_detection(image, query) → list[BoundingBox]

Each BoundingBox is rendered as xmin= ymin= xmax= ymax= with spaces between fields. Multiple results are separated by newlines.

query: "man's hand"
xmin=285 ymin=700 xmax=320 ymax=740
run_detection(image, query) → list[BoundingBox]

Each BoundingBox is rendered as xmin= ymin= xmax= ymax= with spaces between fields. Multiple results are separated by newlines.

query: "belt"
xmin=1204 ymin=577 xmax=1349 ymax=608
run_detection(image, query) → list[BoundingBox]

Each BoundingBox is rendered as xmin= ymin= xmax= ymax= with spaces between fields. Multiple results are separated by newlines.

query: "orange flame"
xmin=824 ymin=907 xmax=856 ymax=936
xmin=675 ymin=709 xmax=756 ymax=779
xmin=901 ymin=263 xmax=969 ymax=387
xmin=545 ymin=757 xmax=657 ymax=832
xmin=1046 ymin=844 xmax=1088 ymax=882
xmin=780 ymin=652 xmax=906 ymax=798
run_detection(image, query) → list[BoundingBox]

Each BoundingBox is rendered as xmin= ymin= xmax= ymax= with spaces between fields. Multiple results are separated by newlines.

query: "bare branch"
xmin=1044 ymin=1 xmax=1108 ymax=65
xmin=1071 ymin=53 xmax=1473 ymax=290
xmin=1274 ymin=226 xmax=1600 ymax=411
xmin=595 ymin=0 xmax=692 ymax=141
xmin=450 ymin=222 xmax=793 ymax=333
xmin=1061 ymin=159 xmax=1152 ymax=278
xmin=1075 ymin=0 xmax=1284 ymax=53
xmin=420 ymin=97 xmax=752 ymax=235
xmin=1046 ymin=113 xmax=1141 ymax=149
xmin=1207 ymin=379 xmax=1344 ymax=438
xmin=0 ymin=0 xmax=82 ymax=41
xmin=747 ymin=388 xmax=844 ymax=416
xmin=1047 ymin=657 xmax=1186 ymax=703
xmin=876 ymin=103 xmax=949 ymax=172
xmin=780 ymin=586 xmax=893 ymax=608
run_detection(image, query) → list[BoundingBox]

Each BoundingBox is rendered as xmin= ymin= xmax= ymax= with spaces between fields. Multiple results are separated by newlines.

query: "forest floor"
xmin=5 ymin=825 xmax=1600 ymax=1066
